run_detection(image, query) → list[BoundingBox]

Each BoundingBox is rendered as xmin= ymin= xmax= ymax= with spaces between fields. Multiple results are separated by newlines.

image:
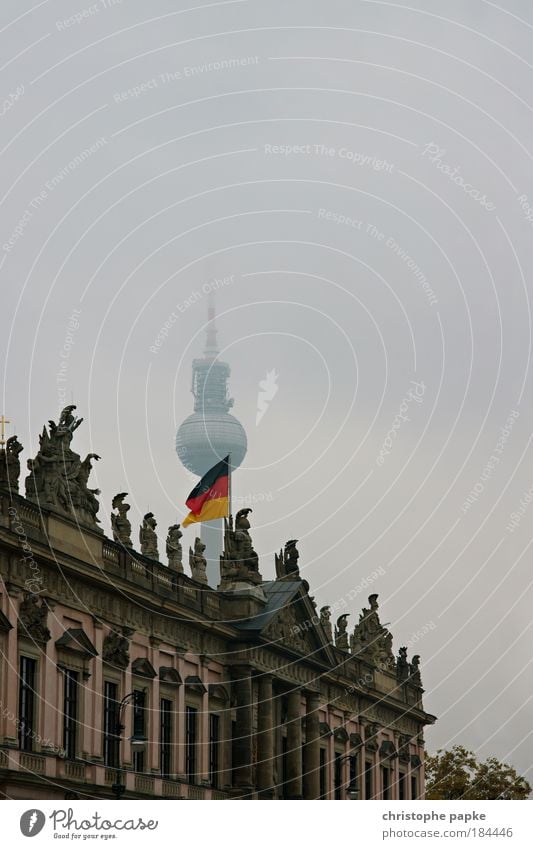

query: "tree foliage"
xmin=425 ymin=745 xmax=531 ymax=800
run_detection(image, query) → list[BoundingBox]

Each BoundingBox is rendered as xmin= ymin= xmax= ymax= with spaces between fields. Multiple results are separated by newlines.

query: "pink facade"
xmin=0 ymin=491 xmax=433 ymax=801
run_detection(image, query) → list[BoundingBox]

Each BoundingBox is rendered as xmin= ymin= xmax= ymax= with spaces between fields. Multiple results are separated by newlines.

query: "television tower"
xmin=176 ymin=294 xmax=247 ymax=586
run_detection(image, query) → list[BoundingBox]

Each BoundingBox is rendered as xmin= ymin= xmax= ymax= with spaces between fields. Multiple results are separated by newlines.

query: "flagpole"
xmin=228 ymin=453 xmax=232 ymax=523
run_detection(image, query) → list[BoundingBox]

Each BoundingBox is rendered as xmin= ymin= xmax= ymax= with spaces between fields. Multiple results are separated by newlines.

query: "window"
xmin=209 ymin=713 xmax=220 ymax=788
xmin=133 ymin=689 xmax=146 ymax=772
xmin=349 ymin=755 xmax=357 ymax=796
xmin=18 ymin=656 xmax=36 ymax=751
xmin=382 ymin=765 xmax=390 ymax=800
xmin=103 ymin=681 xmax=119 ymax=767
xmin=281 ymin=736 xmax=288 ymax=799
xmin=411 ymin=774 xmax=418 ymax=800
xmin=186 ymin=706 xmax=198 ymax=783
xmin=63 ymin=670 xmax=79 ymax=760
xmin=365 ymin=761 xmax=373 ymax=800
xmin=160 ymin=698 xmax=172 ymax=778
xmin=334 ymin=752 xmax=343 ymax=800
xmin=319 ymin=748 xmax=327 ymax=799
xmin=399 ymin=772 xmax=406 ymax=800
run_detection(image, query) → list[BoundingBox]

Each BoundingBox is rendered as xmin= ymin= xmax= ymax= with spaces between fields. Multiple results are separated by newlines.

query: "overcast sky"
xmin=2 ymin=0 xmax=533 ymax=781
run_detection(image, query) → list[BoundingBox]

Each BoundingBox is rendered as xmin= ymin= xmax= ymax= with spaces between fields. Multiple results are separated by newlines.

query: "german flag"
xmin=182 ymin=456 xmax=230 ymax=527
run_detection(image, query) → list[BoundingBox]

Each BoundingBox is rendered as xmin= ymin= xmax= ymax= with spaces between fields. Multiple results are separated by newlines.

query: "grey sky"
xmin=2 ymin=0 xmax=533 ymax=780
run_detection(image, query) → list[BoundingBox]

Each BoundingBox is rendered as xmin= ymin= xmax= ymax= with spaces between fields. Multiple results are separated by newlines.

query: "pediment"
xmin=132 ymin=657 xmax=157 ymax=679
xmin=56 ymin=628 xmax=97 ymax=657
xmin=208 ymin=683 xmax=229 ymax=701
xmin=159 ymin=666 xmax=182 ymax=685
xmin=185 ymin=675 xmax=206 ymax=694
xmin=334 ymin=727 xmax=349 ymax=744
xmin=259 ymin=583 xmax=337 ymax=664
xmin=319 ymin=722 xmax=332 ymax=738
xmin=0 ymin=610 xmax=13 ymax=632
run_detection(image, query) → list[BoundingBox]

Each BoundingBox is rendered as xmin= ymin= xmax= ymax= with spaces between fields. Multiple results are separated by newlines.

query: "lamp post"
xmin=111 ymin=691 xmax=148 ymax=800
xmin=337 ymin=753 xmax=360 ymax=800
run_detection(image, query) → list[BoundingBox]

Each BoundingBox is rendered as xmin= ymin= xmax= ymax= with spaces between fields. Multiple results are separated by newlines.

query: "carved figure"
xmin=0 ymin=435 xmax=23 ymax=493
xmin=397 ymin=646 xmax=409 ymax=682
xmin=320 ymin=605 xmax=333 ymax=642
xmin=409 ymin=655 xmax=422 ymax=688
xmin=350 ymin=594 xmax=395 ymax=669
xmin=166 ymin=524 xmax=184 ymax=572
xmin=18 ymin=593 xmax=51 ymax=644
xmin=139 ymin=512 xmax=159 ymax=559
xmin=284 ymin=539 xmax=300 ymax=575
xmin=111 ymin=493 xmax=133 ymax=547
xmin=25 ymin=406 xmax=101 ymax=528
xmin=102 ymin=629 xmax=130 ymax=669
xmin=219 ymin=508 xmax=262 ymax=588
xmin=189 ymin=537 xmax=207 ymax=584
xmin=335 ymin=613 xmax=350 ymax=651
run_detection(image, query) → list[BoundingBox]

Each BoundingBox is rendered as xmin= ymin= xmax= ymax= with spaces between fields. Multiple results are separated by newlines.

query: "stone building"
xmin=0 ymin=408 xmax=435 ymax=800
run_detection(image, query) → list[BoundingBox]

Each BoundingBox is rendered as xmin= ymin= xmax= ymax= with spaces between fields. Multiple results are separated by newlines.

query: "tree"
xmin=425 ymin=746 xmax=531 ymax=800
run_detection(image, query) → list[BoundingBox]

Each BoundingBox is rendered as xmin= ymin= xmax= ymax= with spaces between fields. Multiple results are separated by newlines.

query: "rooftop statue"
xmin=139 ymin=512 xmax=159 ymax=560
xmin=111 ymin=492 xmax=133 ymax=547
xmin=397 ymin=646 xmax=410 ymax=682
xmin=335 ymin=613 xmax=350 ymax=651
xmin=410 ymin=654 xmax=422 ymax=688
xmin=320 ymin=605 xmax=333 ymax=643
xmin=189 ymin=536 xmax=207 ymax=584
xmin=25 ymin=405 xmax=102 ymax=529
xmin=0 ymin=435 xmax=23 ymax=493
xmin=166 ymin=524 xmax=184 ymax=572
xmin=219 ymin=508 xmax=262 ymax=589
xmin=350 ymin=594 xmax=395 ymax=669
xmin=274 ymin=538 xmax=300 ymax=579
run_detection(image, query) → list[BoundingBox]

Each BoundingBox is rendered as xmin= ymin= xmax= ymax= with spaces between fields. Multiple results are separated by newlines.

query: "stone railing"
xmin=135 ymin=774 xmax=155 ymax=794
xmin=162 ymin=780 xmax=182 ymax=798
xmin=104 ymin=768 xmax=116 ymax=784
xmin=211 ymin=789 xmax=229 ymax=800
xmin=64 ymin=760 xmax=86 ymax=781
xmin=20 ymin=753 xmax=46 ymax=774
xmin=188 ymin=785 xmax=206 ymax=800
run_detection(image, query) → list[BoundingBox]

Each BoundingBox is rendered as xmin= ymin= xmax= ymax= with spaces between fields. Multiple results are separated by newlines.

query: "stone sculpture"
xmin=397 ymin=646 xmax=409 ymax=682
xmin=335 ymin=613 xmax=350 ymax=651
xmin=320 ymin=605 xmax=333 ymax=642
xmin=166 ymin=524 xmax=184 ymax=572
xmin=18 ymin=593 xmax=51 ymax=644
xmin=110 ymin=492 xmax=133 ymax=547
xmin=25 ymin=406 xmax=101 ymax=528
xmin=0 ymin=435 xmax=23 ymax=493
xmin=220 ymin=508 xmax=263 ymax=589
xmin=102 ymin=629 xmax=130 ymax=669
xmin=189 ymin=537 xmax=207 ymax=584
xmin=410 ymin=655 xmax=422 ymax=688
xmin=350 ymin=594 xmax=395 ymax=669
xmin=139 ymin=512 xmax=159 ymax=560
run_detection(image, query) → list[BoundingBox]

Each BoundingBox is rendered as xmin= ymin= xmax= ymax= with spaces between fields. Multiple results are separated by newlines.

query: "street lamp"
xmin=111 ymin=691 xmax=147 ymax=800
xmin=337 ymin=753 xmax=360 ymax=800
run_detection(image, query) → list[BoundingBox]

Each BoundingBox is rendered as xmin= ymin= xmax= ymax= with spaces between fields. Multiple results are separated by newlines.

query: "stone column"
xmin=176 ymin=654 xmax=186 ymax=778
xmin=2 ymin=597 xmax=19 ymax=746
xmin=232 ymin=666 xmax=253 ymax=794
xmin=286 ymin=688 xmax=302 ymax=799
xmin=302 ymin=692 xmax=320 ymax=799
xmin=256 ymin=673 xmax=274 ymax=798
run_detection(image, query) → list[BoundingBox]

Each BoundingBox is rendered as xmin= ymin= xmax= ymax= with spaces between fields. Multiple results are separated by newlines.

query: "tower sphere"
xmin=176 ymin=411 xmax=247 ymax=476
xmin=176 ymin=296 xmax=247 ymax=476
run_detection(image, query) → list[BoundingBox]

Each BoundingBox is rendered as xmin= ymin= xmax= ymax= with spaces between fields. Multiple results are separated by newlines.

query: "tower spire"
xmin=204 ymin=291 xmax=219 ymax=357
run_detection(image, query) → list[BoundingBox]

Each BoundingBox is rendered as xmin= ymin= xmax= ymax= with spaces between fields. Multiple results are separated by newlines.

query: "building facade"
xmin=0 ymin=408 xmax=435 ymax=800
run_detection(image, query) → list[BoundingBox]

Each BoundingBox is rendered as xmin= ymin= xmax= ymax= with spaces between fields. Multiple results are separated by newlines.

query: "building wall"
xmin=0 ymin=492 xmax=431 ymax=801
